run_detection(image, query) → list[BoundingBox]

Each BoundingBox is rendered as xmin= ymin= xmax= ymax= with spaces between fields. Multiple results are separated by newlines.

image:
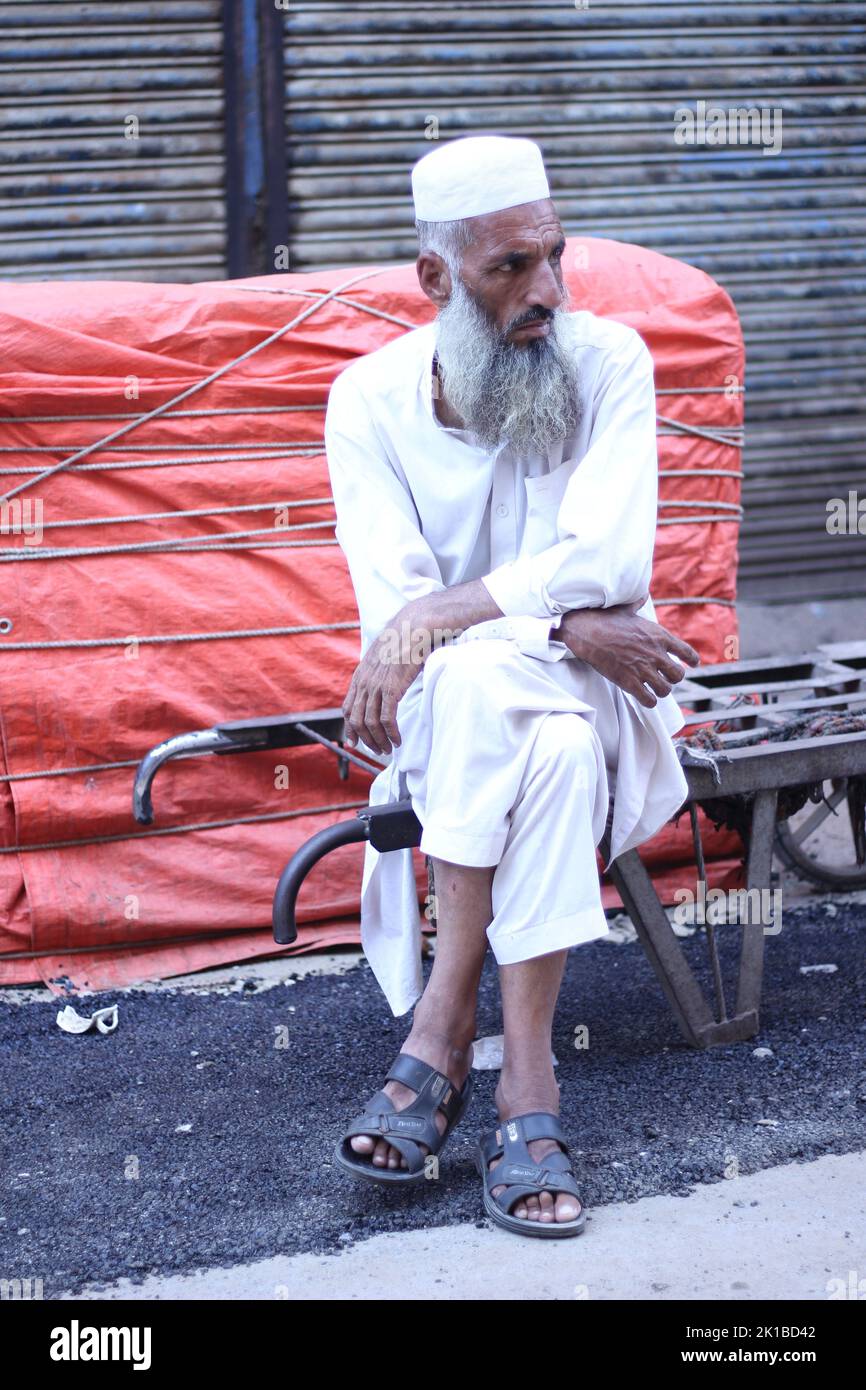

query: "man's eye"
xmin=550 ymin=246 xmax=564 ymax=262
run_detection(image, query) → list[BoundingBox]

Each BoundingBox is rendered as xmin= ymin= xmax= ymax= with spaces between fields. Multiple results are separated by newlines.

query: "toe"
xmin=555 ymin=1193 xmax=581 ymax=1223
xmin=349 ymin=1134 xmax=375 ymax=1155
xmin=372 ymin=1139 xmax=390 ymax=1167
xmin=538 ymin=1191 xmax=555 ymax=1223
xmin=525 ymin=1195 xmax=541 ymax=1222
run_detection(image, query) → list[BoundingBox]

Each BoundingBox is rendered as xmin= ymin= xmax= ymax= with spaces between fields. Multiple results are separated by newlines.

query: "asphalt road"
xmin=2 ymin=899 xmax=864 ymax=1298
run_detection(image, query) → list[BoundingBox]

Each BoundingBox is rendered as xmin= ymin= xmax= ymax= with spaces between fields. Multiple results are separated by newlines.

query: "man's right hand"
xmin=553 ymin=601 xmax=700 ymax=709
xmin=341 ymin=581 xmax=504 ymax=755
xmin=342 ymin=624 xmax=425 ymax=755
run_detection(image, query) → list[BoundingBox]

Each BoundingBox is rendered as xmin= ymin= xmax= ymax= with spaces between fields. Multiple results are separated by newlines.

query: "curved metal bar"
xmin=272 ymin=818 xmax=371 ymax=945
xmin=132 ymin=729 xmax=234 ymax=825
xmin=133 ymin=710 xmax=349 ymax=824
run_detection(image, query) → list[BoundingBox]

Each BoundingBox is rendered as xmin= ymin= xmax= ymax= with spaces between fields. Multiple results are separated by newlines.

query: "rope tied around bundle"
xmin=675 ymin=708 xmax=866 ymax=862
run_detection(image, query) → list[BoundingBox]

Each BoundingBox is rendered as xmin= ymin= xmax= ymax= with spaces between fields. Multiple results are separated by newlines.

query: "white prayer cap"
xmin=412 ymin=135 xmax=551 ymax=222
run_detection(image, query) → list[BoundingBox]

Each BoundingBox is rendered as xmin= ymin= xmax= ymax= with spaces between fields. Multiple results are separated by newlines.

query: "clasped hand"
xmin=343 ymin=597 xmax=701 ymax=754
xmin=553 ymin=598 xmax=700 ymax=709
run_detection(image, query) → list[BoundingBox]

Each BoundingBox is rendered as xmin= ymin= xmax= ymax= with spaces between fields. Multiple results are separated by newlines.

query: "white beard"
xmin=434 ymin=277 xmax=582 ymax=456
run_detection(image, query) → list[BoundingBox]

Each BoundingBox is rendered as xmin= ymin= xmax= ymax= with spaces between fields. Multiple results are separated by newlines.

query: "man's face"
xmin=417 ymin=198 xmax=580 ymax=455
xmin=456 ymin=199 xmax=568 ymax=343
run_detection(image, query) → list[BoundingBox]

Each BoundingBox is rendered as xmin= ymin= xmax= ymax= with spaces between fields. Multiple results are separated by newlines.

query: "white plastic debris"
xmin=601 ymin=913 xmax=639 ymax=945
xmin=799 ymin=963 xmax=838 ymax=975
xmin=752 ymin=1047 xmax=774 ymax=1059
xmin=56 ymin=1003 xmax=119 ymax=1036
xmin=471 ymin=1034 xmax=557 ymax=1071
xmin=471 ymin=1034 xmax=505 ymax=1070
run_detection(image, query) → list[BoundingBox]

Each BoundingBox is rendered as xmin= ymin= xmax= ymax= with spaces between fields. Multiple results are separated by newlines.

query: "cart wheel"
xmin=774 ymin=777 xmax=866 ymax=890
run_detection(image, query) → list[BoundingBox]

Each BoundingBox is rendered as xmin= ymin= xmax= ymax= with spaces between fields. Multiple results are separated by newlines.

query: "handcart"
xmin=133 ymin=642 xmax=866 ymax=1049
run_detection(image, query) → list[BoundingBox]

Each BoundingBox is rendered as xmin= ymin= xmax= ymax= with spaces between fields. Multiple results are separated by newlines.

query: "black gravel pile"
xmin=1 ymin=899 xmax=864 ymax=1296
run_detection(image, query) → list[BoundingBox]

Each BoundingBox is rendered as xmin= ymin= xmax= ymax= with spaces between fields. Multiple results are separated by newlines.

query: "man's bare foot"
xmin=489 ymin=1080 xmax=581 ymax=1225
xmin=349 ymin=1029 xmax=474 ymax=1170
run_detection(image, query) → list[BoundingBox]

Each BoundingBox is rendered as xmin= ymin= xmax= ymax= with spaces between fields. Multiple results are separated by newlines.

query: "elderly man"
xmin=324 ymin=135 xmax=698 ymax=1238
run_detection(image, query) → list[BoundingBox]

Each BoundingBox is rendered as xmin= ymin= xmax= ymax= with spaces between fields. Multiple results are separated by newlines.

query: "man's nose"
xmin=524 ymin=259 xmax=564 ymax=311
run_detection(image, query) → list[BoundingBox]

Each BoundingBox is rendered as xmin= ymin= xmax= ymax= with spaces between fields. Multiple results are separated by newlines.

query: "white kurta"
xmin=324 ymin=310 xmax=688 ymax=1016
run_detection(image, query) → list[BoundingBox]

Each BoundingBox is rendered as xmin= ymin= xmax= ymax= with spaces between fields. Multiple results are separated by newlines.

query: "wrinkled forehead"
xmin=461 ymin=198 xmax=563 ymax=262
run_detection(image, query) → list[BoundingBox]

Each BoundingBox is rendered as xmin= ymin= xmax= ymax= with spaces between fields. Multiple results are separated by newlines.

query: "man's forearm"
xmin=380 ymin=581 xmax=647 ymax=668
xmin=384 ymin=582 xmax=614 ymax=662
xmin=389 ymin=579 xmax=505 ymax=651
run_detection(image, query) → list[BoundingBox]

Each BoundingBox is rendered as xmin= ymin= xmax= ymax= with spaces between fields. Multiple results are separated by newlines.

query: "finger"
xmin=341 ymin=683 xmax=363 ymax=748
xmin=341 ymin=707 xmax=359 ymax=748
xmin=380 ymin=690 xmax=402 ymax=749
xmin=362 ymin=689 xmax=391 ymax=755
xmin=644 ymin=669 xmax=673 ymax=698
xmin=340 ymin=669 xmax=361 ymax=739
xmin=661 ymin=629 xmax=700 ymax=666
xmin=657 ymin=654 xmax=687 ymax=684
xmin=629 ymin=677 xmax=657 ymax=708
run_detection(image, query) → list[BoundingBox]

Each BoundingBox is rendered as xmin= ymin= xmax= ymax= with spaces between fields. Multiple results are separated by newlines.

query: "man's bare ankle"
xmin=495 ymin=1079 xmax=559 ymax=1120
xmin=408 ymin=1011 xmax=476 ymax=1054
xmin=401 ymin=1022 xmax=475 ymax=1078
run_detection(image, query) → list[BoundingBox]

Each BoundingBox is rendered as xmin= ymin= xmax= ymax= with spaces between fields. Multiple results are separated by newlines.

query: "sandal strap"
xmin=479 ymin=1112 xmax=569 ymax=1167
xmin=385 ymin=1053 xmax=439 ymax=1091
xmin=343 ymin=1110 xmax=440 ymax=1144
xmin=508 ymin=1112 xmax=569 ymax=1148
xmin=492 ymin=1161 xmax=582 ymax=1198
xmin=385 ymin=1052 xmax=465 ymax=1125
xmin=340 ymin=1056 xmax=473 ymax=1173
xmin=480 ymin=1113 xmax=581 ymax=1214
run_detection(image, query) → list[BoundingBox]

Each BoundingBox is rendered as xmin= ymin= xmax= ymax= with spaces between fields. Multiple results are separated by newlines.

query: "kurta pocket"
xmin=521 ymin=458 xmax=576 ymax=555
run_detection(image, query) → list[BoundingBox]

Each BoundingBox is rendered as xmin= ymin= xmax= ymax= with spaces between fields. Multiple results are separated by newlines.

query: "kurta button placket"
xmin=489 ymin=449 xmax=517 ymax=568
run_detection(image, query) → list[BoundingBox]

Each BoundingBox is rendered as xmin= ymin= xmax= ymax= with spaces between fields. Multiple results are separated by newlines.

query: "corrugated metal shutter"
xmin=0 ymin=0 xmax=227 ymax=281
xmin=283 ymin=1 xmax=866 ymax=604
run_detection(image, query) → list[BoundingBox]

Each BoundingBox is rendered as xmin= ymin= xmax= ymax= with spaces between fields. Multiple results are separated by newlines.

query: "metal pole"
xmin=221 ymin=0 xmax=289 ymax=277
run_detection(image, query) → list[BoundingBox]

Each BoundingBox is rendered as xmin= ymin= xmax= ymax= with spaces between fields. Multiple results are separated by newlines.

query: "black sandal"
xmin=335 ymin=1053 xmax=474 ymax=1185
xmin=476 ymin=1112 xmax=587 ymax=1238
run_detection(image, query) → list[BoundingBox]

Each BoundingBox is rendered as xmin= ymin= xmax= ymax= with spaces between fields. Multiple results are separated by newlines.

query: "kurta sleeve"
xmin=480 ymin=329 xmax=659 ymax=620
xmin=324 ymin=370 xmax=446 ymax=648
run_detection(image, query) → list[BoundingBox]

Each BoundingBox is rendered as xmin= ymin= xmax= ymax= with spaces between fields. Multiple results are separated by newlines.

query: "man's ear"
xmin=416 ymin=252 xmax=452 ymax=308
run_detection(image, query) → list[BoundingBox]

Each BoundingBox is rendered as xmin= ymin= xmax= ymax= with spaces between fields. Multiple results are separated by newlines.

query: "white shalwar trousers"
xmin=359 ymin=622 xmax=688 ymax=1017
xmin=401 ymin=638 xmax=615 ymax=966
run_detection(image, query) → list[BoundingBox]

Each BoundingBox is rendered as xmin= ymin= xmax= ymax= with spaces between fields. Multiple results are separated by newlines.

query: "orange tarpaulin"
xmin=0 ymin=239 xmax=744 ymax=990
